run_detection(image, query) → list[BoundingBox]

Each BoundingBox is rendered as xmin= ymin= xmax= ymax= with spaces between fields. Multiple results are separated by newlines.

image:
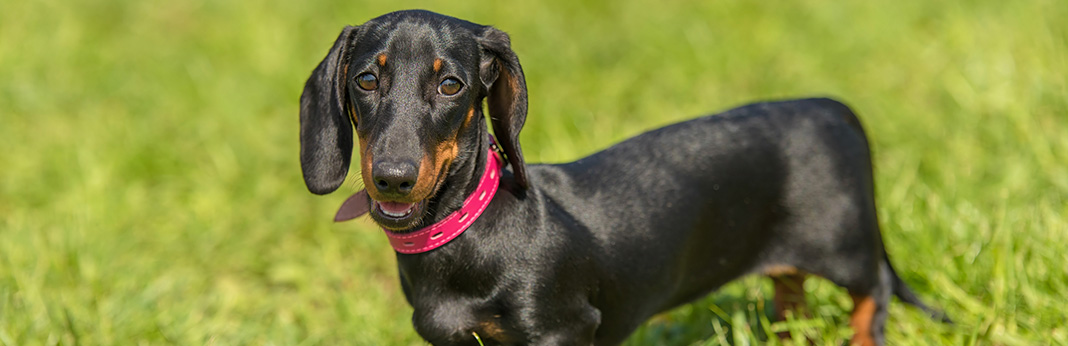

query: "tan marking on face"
xmin=460 ymin=106 xmax=476 ymax=131
xmin=433 ymin=58 xmax=443 ymax=72
xmin=406 ymin=139 xmax=459 ymax=203
xmin=361 ymin=135 xmax=459 ymax=204
xmin=849 ymin=295 xmax=877 ymax=346
xmin=377 ymin=54 xmax=387 ymax=66
xmin=359 ymin=136 xmax=378 ymax=198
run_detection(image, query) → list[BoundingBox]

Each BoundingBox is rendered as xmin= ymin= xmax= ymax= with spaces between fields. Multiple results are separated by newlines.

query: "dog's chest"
xmin=400 ymin=257 xmax=526 ymax=344
xmin=409 ymin=295 xmax=520 ymax=345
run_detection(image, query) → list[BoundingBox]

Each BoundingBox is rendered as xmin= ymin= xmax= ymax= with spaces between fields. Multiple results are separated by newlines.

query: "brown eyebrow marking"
xmin=377 ymin=54 xmax=387 ymax=66
xmin=433 ymin=58 xmax=443 ymax=72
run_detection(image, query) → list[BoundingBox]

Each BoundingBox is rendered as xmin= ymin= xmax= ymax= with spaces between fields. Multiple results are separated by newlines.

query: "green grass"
xmin=2 ymin=0 xmax=1066 ymax=344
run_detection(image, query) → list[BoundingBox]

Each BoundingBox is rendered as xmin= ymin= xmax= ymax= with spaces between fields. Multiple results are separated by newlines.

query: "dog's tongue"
xmin=335 ymin=190 xmax=370 ymax=222
xmin=333 ymin=189 xmax=416 ymax=222
xmin=378 ymin=201 xmax=415 ymax=216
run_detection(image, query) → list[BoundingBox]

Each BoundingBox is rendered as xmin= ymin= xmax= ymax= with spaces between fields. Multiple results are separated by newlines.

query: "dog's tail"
xmin=884 ymin=254 xmax=953 ymax=324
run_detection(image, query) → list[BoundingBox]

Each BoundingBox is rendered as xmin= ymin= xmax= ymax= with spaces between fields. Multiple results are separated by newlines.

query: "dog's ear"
xmin=300 ymin=26 xmax=359 ymax=195
xmin=478 ymin=27 xmax=529 ymax=189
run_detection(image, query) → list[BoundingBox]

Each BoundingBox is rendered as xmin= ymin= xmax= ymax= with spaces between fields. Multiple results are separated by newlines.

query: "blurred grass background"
xmin=1 ymin=0 xmax=1066 ymax=344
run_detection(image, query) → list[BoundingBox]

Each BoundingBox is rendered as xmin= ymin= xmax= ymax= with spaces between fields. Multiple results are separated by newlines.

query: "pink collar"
xmin=334 ymin=145 xmax=503 ymax=254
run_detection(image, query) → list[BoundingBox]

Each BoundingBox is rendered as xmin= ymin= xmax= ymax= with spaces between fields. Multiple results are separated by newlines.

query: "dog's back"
xmin=521 ymin=98 xmax=885 ymax=342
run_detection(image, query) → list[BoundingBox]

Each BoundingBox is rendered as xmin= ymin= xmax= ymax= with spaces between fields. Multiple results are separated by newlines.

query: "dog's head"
xmin=299 ymin=10 xmax=528 ymax=230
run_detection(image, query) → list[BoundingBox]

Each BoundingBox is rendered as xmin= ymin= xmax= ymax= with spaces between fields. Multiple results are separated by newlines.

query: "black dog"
xmin=299 ymin=10 xmax=947 ymax=346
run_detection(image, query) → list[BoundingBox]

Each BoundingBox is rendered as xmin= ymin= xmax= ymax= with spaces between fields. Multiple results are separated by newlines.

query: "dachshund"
xmin=298 ymin=10 xmax=948 ymax=346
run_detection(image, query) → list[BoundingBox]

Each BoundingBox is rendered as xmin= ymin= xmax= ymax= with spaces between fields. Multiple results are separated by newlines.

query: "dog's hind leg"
xmin=845 ymin=263 xmax=892 ymax=346
xmin=771 ymin=272 xmax=809 ymax=340
xmin=772 ymin=272 xmax=808 ymax=321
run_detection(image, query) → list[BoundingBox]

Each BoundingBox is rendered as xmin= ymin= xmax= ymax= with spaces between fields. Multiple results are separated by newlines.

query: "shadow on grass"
xmin=623 ymin=278 xmax=854 ymax=345
xmin=626 ymin=293 xmax=775 ymax=345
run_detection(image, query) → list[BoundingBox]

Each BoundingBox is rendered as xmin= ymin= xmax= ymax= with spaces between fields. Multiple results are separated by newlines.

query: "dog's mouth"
xmin=377 ymin=201 xmax=416 ymax=218
xmin=365 ymin=159 xmax=454 ymax=231
xmin=371 ymin=199 xmax=427 ymax=230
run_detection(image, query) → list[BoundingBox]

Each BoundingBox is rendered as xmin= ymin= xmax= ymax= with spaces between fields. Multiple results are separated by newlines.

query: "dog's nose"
xmin=372 ymin=159 xmax=419 ymax=196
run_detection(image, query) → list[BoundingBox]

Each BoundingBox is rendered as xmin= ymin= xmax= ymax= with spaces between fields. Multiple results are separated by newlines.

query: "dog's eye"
xmin=356 ymin=73 xmax=378 ymax=91
xmin=438 ymin=78 xmax=462 ymax=96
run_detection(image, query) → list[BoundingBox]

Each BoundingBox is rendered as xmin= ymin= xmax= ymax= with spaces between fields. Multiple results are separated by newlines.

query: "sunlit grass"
xmin=1 ymin=0 xmax=1065 ymax=344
